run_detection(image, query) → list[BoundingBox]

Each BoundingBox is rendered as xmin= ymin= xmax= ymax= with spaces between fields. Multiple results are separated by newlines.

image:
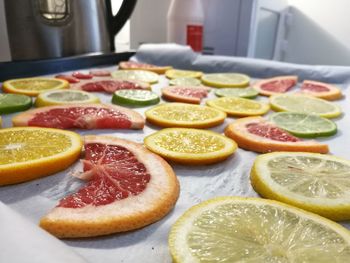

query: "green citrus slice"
xmin=270 ymin=94 xmax=342 ymax=118
xmin=111 ymin=70 xmax=159 ymax=84
xmin=169 ymin=77 xmax=202 ymax=86
xmin=215 ymin=87 xmax=258 ymax=98
xmin=169 ymin=196 xmax=350 ymax=262
xmin=0 ymin=94 xmax=32 ymax=114
xmin=165 ymin=69 xmax=203 ymax=79
xmin=201 ymin=73 xmax=250 ymax=87
xmin=35 ymin=90 xmax=100 ymax=107
xmin=112 ymin=89 xmax=160 ymax=107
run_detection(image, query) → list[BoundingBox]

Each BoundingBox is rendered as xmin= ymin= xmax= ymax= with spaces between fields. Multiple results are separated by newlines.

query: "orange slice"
xmin=253 ymin=75 xmax=298 ymax=96
xmin=119 ymin=61 xmax=172 ymax=74
xmin=224 ymin=116 xmax=329 ymax=153
xmin=299 ymin=80 xmax=343 ymax=100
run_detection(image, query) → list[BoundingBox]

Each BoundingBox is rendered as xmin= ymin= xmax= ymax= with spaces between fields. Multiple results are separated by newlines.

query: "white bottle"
xmin=167 ymin=0 xmax=204 ymax=52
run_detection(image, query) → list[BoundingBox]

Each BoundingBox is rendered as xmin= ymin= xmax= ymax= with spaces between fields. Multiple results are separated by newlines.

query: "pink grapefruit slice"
xmin=40 ymin=135 xmax=179 ymax=238
xmin=162 ymin=86 xmax=210 ymax=104
xmin=253 ymin=76 xmax=298 ymax=96
xmin=224 ymin=116 xmax=329 ymax=153
xmin=12 ymin=104 xmax=144 ymax=130
xmin=119 ymin=61 xmax=172 ymax=74
xmin=300 ymin=80 xmax=342 ymax=100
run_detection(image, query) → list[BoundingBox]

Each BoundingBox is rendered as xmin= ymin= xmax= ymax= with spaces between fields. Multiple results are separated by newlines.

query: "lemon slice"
xmin=270 ymin=94 xmax=342 ymax=118
xmin=2 ymin=78 xmax=69 ymax=97
xmin=35 ymin=89 xmax=100 ymax=107
xmin=0 ymin=127 xmax=82 ymax=185
xmin=251 ymin=152 xmax=350 ymax=220
xmin=144 ymin=128 xmax=237 ymax=165
xmin=169 ymin=77 xmax=202 ymax=86
xmin=145 ymin=103 xmax=226 ymax=128
xmin=169 ymin=196 xmax=350 ymax=263
xmin=111 ymin=70 xmax=159 ymax=84
xmin=207 ymin=97 xmax=270 ymax=117
xmin=165 ymin=69 xmax=203 ymax=79
xmin=201 ymin=73 xmax=250 ymax=87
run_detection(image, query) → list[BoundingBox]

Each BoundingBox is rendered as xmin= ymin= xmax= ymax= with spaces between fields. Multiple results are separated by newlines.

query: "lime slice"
xmin=269 ymin=112 xmax=337 ymax=138
xmin=169 ymin=197 xmax=350 ymax=262
xmin=35 ymin=90 xmax=100 ymax=107
xmin=111 ymin=70 xmax=159 ymax=84
xmin=169 ymin=77 xmax=202 ymax=86
xmin=201 ymin=73 xmax=250 ymax=88
xmin=112 ymin=89 xmax=160 ymax=107
xmin=251 ymin=152 xmax=350 ymax=220
xmin=0 ymin=94 xmax=32 ymax=114
xmin=165 ymin=69 xmax=203 ymax=79
xmin=270 ymin=94 xmax=342 ymax=118
xmin=215 ymin=87 xmax=258 ymax=98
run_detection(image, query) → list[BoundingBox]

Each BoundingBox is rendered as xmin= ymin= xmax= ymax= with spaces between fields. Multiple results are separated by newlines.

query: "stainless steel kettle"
xmin=4 ymin=0 xmax=137 ymax=61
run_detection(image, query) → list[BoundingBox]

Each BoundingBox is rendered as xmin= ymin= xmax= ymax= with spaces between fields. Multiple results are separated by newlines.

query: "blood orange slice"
xmin=253 ymin=76 xmax=298 ymax=96
xmin=162 ymin=86 xmax=210 ymax=104
xmin=40 ymin=135 xmax=179 ymax=238
xmin=72 ymin=78 xmax=150 ymax=94
xmin=224 ymin=116 xmax=329 ymax=153
xmin=300 ymin=80 xmax=342 ymax=100
xmin=12 ymin=104 xmax=144 ymax=130
xmin=119 ymin=61 xmax=172 ymax=74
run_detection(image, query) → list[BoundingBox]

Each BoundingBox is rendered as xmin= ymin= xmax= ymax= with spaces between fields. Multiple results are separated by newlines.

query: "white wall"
xmin=284 ymin=0 xmax=350 ymax=66
xmin=0 ymin=0 xmax=11 ymax=62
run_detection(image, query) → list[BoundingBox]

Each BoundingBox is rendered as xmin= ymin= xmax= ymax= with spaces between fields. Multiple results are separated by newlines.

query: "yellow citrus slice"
xmin=165 ymin=69 xmax=203 ymax=79
xmin=169 ymin=196 xmax=350 ymax=263
xmin=111 ymin=70 xmax=159 ymax=84
xmin=201 ymin=73 xmax=250 ymax=87
xmin=0 ymin=127 xmax=82 ymax=185
xmin=144 ymin=128 xmax=237 ymax=165
xmin=251 ymin=152 xmax=350 ymax=220
xmin=2 ymin=78 xmax=69 ymax=97
xmin=145 ymin=103 xmax=226 ymax=128
xmin=207 ymin=97 xmax=270 ymax=117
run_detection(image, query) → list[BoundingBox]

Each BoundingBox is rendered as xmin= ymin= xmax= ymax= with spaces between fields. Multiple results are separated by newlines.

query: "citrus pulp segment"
xmin=40 ymin=135 xmax=179 ymax=238
xmin=112 ymin=89 xmax=160 ymax=107
xmin=145 ymin=103 xmax=226 ymax=128
xmin=2 ymin=78 xmax=69 ymax=96
xmin=201 ymin=73 xmax=250 ymax=87
xmin=214 ymin=87 xmax=258 ymax=98
xmin=165 ymin=69 xmax=203 ymax=79
xmin=161 ymin=86 xmax=210 ymax=104
xmin=206 ymin=97 xmax=270 ymax=117
xmin=0 ymin=127 xmax=82 ymax=185
xmin=119 ymin=61 xmax=172 ymax=74
xmin=169 ymin=196 xmax=350 ymax=263
xmin=251 ymin=152 xmax=350 ymax=220
xmin=270 ymin=94 xmax=342 ymax=118
xmin=169 ymin=77 xmax=202 ymax=86
xmin=144 ymin=128 xmax=237 ymax=165
xmin=269 ymin=112 xmax=337 ymax=138
xmin=253 ymin=75 xmax=298 ymax=96
xmin=111 ymin=70 xmax=159 ymax=84
xmin=0 ymin=94 xmax=32 ymax=114
xmin=300 ymin=80 xmax=343 ymax=100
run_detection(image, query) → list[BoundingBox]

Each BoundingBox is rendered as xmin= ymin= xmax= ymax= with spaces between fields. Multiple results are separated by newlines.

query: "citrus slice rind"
xmin=169 ymin=77 xmax=202 ymax=86
xmin=0 ymin=94 xmax=32 ymax=114
xmin=118 ymin=61 xmax=172 ymax=74
xmin=161 ymin=86 xmax=210 ymax=104
xmin=169 ymin=196 xmax=350 ymax=263
xmin=145 ymin=103 xmax=226 ymax=128
xmin=165 ymin=69 xmax=203 ymax=79
xmin=253 ymin=75 xmax=298 ymax=96
xmin=299 ymin=80 xmax=343 ymax=100
xmin=269 ymin=112 xmax=337 ymax=138
xmin=2 ymin=78 xmax=69 ymax=97
xmin=215 ymin=87 xmax=258 ymax=98
xmin=270 ymin=94 xmax=342 ymax=118
xmin=112 ymin=89 xmax=160 ymax=107
xmin=0 ymin=127 xmax=82 ymax=185
xmin=224 ymin=116 xmax=329 ymax=153
xmin=251 ymin=152 xmax=350 ymax=220
xmin=206 ymin=97 xmax=270 ymax=117
xmin=144 ymin=128 xmax=237 ymax=165
xmin=111 ymin=70 xmax=159 ymax=84
xmin=201 ymin=73 xmax=250 ymax=88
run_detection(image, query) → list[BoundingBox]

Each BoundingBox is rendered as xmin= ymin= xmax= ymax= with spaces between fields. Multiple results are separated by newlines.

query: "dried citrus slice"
xmin=169 ymin=77 xmax=202 ymax=86
xmin=119 ymin=61 xmax=172 ymax=74
xmin=224 ymin=116 xmax=329 ymax=153
xmin=251 ymin=152 xmax=350 ymax=220
xmin=145 ymin=103 xmax=226 ymax=128
xmin=0 ymin=94 xmax=32 ymax=114
xmin=253 ymin=75 xmax=298 ymax=96
xmin=162 ymin=86 xmax=210 ymax=104
xmin=111 ymin=70 xmax=159 ymax=84
xmin=169 ymin=196 xmax=350 ymax=263
xmin=35 ymin=90 xmax=100 ymax=107
xmin=300 ymin=80 xmax=343 ymax=100
xmin=270 ymin=94 xmax=342 ymax=118
xmin=201 ymin=73 xmax=250 ymax=88
xmin=40 ymin=135 xmax=179 ymax=238
xmin=0 ymin=127 xmax=82 ymax=185
xmin=112 ymin=89 xmax=160 ymax=107
xmin=165 ymin=69 xmax=203 ymax=79
xmin=215 ymin=87 xmax=258 ymax=99
xmin=2 ymin=78 xmax=69 ymax=97
xmin=144 ymin=128 xmax=237 ymax=165
xmin=269 ymin=112 xmax=337 ymax=138
xmin=206 ymin=97 xmax=269 ymax=117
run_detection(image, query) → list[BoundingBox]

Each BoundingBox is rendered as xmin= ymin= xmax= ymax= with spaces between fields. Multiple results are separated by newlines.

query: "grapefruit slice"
xmin=300 ymin=80 xmax=342 ymax=100
xmin=162 ymin=86 xmax=210 ymax=104
xmin=119 ymin=61 xmax=172 ymax=74
xmin=40 ymin=135 xmax=179 ymax=238
xmin=253 ymin=75 xmax=298 ymax=96
xmin=12 ymin=104 xmax=144 ymax=130
xmin=224 ymin=116 xmax=329 ymax=153
xmin=89 ymin=69 xmax=111 ymax=77
xmin=72 ymin=78 xmax=150 ymax=94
